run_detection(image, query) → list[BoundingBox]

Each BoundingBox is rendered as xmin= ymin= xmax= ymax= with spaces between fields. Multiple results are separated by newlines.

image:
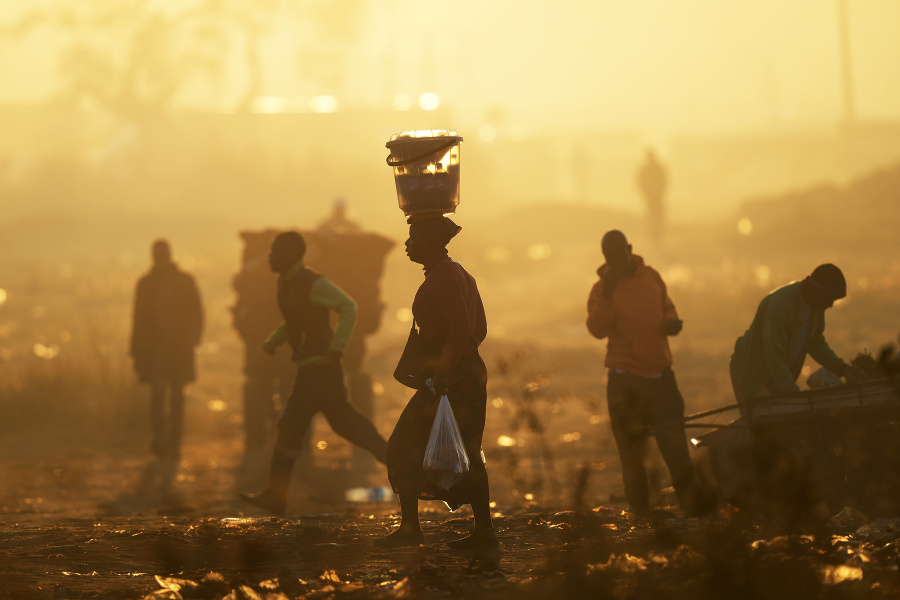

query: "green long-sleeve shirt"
xmin=266 ymin=260 xmax=357 ymax=367
xmin=731 ymin=281 xmax=847 ymax=397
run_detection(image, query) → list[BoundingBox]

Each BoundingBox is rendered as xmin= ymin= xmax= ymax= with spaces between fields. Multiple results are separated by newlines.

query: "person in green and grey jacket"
xmin=240 ymin=231 xmax=388 ymax=515
xmin=730 ymin=263 xmax=869 ymax=415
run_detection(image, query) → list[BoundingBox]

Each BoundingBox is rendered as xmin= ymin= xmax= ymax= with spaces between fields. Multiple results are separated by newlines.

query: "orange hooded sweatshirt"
xmin=586 ymin=255 xmax=678 ymax=376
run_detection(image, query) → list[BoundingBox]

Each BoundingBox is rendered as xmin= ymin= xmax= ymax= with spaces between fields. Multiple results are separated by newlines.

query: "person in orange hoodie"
xmin=587 ymin=230 xmax=710 ymax=517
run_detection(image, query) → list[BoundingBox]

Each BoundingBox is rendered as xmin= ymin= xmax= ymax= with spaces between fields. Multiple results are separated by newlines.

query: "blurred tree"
xmin=293 ymin=0 xmax=368 ymax=96
xmin=3 ymin=0 xmax=269 ymax=120
xmin=0 ymin=0 xmax=368 ymax=213
xmin=1 ymin=0 xmax=368 ymax=122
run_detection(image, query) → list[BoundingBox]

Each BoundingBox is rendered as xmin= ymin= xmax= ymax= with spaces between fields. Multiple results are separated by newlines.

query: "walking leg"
xmin=374 ymin=493 xmax=424 ymax=548
xmin=321 ymin=367 xmax=388 ymax=465
xmin=608 ymin=373 xmax=651 ymax=515
xmin=239 ymin=369 xmax=317 ymax=515
xmin=448 ymin=461 xmax=499 ymax=549
xmin=240 ymin=445 xmax=296 ymax=516
xmin=612 ymin=426 xmax=651 ymax=515
xmin=652 ymin=370 xmax=714 ymax=517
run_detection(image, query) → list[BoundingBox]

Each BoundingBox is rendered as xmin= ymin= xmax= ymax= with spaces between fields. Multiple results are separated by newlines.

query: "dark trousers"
xmin=276 ymin=362 xmax=387 ymax=463
xmin=149 ymin=378 xmax=185 ymax=459
xmin=607 ymin=367 xmax=698 ymax=515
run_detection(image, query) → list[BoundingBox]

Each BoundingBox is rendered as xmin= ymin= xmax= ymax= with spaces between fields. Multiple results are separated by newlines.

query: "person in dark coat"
xmin=130 ymin=239 xmax=204 ymax=459
xmin=239 ymin=231 xmax=389 ymax=516
xmin=376 ymin=215 xmax=497 ymax=550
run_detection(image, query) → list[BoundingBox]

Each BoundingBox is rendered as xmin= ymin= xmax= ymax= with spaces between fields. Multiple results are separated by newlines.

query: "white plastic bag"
xmin=423 ymin=394 xmax=470 ymax=490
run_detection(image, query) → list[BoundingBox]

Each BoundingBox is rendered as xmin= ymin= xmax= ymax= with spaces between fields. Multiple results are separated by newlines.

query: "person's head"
xmin=601 ymin=229 xmax=632 ymax=272
xmin=801 ymin=263 xmax=847 ymax=309
xmin=151 ymin=239 xmax=172 ymax=266
xmin=405 ymin=215 xmax=461 ymax=264
xmin=268 ymin=231 xmax=306 ymax=274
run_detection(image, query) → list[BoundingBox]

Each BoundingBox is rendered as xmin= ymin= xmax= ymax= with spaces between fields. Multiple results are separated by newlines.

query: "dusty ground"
xmin=4 ymin=410 xmax=900 ymax=600
xmin=4 ymin=191 xmax=900 ymax=599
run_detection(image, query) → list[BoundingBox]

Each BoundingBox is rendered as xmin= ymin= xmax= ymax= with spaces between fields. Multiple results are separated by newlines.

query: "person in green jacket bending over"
xmin=730 ymin=263 xmax=869 ymax=415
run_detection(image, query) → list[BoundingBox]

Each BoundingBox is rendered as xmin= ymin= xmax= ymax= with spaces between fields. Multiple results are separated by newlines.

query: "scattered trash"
xmin=219 ymin=517 xmax=278 ymax=526
xmin=831 ymin=506 xmax=870 ymax=529
xmin=807 ymin=367 xmax=844 ymax=389
xmin=320 ymin=569 xmax=343 ymax=584
xmin=344 ymin=486 xmax=396 ymax=503
xmin=589 ymin=553 xmax=649 ymax=574
xmin=820 ymin=564 xmax=864 ymax=585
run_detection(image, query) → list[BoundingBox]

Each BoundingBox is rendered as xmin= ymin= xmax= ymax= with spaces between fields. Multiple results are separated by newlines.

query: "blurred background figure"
xmin=636 ymin=148 xmax=668 ymax=245
xmin=130 ymin=239 xmax=204 ymax=465
xmin=316 ymin=197 xmax=361 ymax=234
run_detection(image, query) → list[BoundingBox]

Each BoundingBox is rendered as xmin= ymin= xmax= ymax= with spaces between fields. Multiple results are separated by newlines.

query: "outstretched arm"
xmin=808 ymin=319 xmax=847 ymax=376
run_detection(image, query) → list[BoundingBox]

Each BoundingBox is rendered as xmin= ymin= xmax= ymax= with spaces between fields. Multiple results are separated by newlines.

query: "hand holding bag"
xmin=423 ymin=394 xmax=471 ymax=490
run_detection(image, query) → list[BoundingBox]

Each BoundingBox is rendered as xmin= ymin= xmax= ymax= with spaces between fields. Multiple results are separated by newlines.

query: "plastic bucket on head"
xmin=385 ymin=130 xmax=463 ymax=218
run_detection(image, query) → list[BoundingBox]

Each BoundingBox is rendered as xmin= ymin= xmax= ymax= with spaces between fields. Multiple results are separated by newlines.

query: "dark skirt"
xmin=387 ymin=353 xmax=488 ymax=504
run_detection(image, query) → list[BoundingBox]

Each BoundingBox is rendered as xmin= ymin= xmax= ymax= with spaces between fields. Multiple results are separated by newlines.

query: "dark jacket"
xmin=732 ymin=281 xmax=846 ymax=396
xmin=130 ymin=262 xmax=203 ymax=384
xmin=277 ymin=266 xmax=331 ymax=362
xmin=412 ymin=255 xmax=487 ymax=382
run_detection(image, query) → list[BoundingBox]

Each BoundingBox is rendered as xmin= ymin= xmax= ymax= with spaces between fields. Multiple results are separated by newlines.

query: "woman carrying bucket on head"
xmin=375 ymin=131 xmax=498 ymax=550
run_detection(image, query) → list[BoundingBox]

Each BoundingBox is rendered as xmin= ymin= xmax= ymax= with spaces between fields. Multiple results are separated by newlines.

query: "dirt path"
xmin=0 ymin=423 xmax=597 ymax=598
xmin=3 ymin=424 xmax=900 ymax=599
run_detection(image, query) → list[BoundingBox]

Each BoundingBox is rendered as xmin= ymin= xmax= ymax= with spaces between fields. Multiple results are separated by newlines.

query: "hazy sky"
xmin=1 ymin=0 xmax=898 ymax=138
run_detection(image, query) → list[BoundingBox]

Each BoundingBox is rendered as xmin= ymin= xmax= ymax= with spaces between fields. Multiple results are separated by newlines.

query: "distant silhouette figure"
xmin=239 ymin=232 xmax=388 ymax=516
xmin=637 ymin=148 xmax=668 ymax=244
xmin=316 ymin=197 xmax=361 ymax=234
xmin=587 ymin=230 xmax=711 ymax=517
xmin=130 ymin=239 xmax=204 ymax=460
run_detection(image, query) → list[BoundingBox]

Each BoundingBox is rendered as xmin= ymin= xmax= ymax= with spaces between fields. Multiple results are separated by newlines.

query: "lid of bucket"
xmin=385 ymin=129 xmax=463 ymax=147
